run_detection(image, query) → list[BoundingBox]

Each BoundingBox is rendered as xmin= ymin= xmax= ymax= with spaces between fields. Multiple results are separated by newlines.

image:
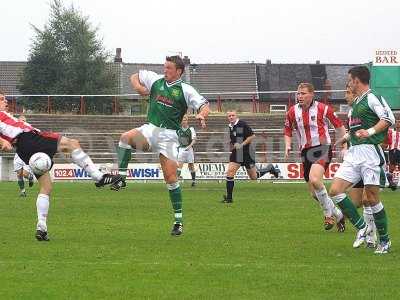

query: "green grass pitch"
xmin=1 ymin=181 xmax=399 ymax=299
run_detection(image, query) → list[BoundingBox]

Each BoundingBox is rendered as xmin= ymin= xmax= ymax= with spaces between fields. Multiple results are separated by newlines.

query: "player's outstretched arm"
xmin=195 ymin=103 xmax=210 ymax=129
xmin=130 ymin=73 xmax=149 ymax=96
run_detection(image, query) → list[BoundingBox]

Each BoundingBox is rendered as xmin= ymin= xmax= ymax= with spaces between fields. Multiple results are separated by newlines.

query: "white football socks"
xmin=363 ymin=205 xmax=376 ymax=232
xmin=71 ymin=148 xmax=103 ymax=182
xmin=36 ymin=194 xmax=49 ymax=231
xmin=314 ymin=186 xmax=336 ymax=217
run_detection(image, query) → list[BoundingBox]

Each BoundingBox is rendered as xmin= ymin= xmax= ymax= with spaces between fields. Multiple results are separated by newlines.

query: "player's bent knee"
xmin=227 ymin=171 xmax=235 ymax=177
xmin=70 ymin=138 xmax=81 ymax=149
xmin=328 ymin=186 xmax=341 ymax=197
xmin=249 ymin=173 xmax=257 ymax=180
xmin=165 ymin=176 xmax=178 ymax=185
xmin=165 ymin=175 xmax=178 ymax=184
xmin=166 ymin=181 xmax=180 ymax=190
xmin=330 ymin=193 xmax=346 ymax=204
xmin=120 ymin=131 xmax=131 ymax=143
xmin=39 ymin=186 xmax=52 ymax=195
xmin=60 ymin=137 xmax=80 ymax=152
xmin=227 ymin=167 xmax=237 ymax=177
xmin=308 ymin=175 xmax=321 ymax=187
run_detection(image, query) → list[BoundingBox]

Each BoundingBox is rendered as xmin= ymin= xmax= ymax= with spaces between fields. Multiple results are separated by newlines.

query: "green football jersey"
xmin=177 ymin=126 xmax=196 ymax=147
xmin=348 ymin=89 xmax=395 ymax=146
xmin=139 ymin=70 xmax=207 ymax=130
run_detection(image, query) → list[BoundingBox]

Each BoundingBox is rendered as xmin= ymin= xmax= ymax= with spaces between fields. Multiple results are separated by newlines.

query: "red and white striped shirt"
xmin=387 ymin=128 xmax=400 ymax=150
xmin=284 ymin=101 xmax=343 ymax=150
xmin=0 ymin=111 xmax=36 ymax=142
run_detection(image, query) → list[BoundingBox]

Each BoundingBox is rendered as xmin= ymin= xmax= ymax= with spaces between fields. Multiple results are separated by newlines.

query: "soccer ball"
xmin=29 ymin=152 xmax=52 ymax=175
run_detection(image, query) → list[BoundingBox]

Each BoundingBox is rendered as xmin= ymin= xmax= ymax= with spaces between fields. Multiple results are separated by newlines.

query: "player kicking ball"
xmin=116 ymin=56 xmax=210 ymax=236
xmin=177 ymin=115 xmax=197 ymax=187
xmin=0 ymin=89 xmax=123 ymax=241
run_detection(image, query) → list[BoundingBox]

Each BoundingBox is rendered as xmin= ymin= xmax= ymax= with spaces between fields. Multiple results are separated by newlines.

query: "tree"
xmin=19 ymin=0 xmax=117 ymax=113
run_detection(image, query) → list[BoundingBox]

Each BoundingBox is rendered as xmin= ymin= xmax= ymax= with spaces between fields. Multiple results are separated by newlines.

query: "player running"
xmin=329 ymin=66 xmax=395 ymax=254
xmin=284 ymin=83 xmax=346 ymax=232
xmin=0 ymin=89 xmax=123 ymax=241
xmin=116 ymin=56 xmax=210 ymax=236
xmin=339 ymin=84 xmax=377 ymax=248
xmin=176 ymin=115 xmax=197 ymax=187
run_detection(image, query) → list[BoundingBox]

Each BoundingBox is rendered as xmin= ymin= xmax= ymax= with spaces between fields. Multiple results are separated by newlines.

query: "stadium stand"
xmin=1 ymin=58 xmax=395 ymax=167
xmin=6 ymin=113 xmax=399 ymax=165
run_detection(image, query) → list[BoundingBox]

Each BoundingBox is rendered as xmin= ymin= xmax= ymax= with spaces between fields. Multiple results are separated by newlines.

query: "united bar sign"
xmin=374 ymin=50 xmax=400 ymax=66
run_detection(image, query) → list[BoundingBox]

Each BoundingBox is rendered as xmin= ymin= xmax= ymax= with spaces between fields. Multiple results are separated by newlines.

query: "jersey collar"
xmin=166 ymin=77 xmax=182 ymax=87
xmin=229 ymin=119 xmax=239 ymax=128
xmin=354 ymin=89 xmax=371 ymax=104
xmin=297 ymin=99 xmax=315 ymax=111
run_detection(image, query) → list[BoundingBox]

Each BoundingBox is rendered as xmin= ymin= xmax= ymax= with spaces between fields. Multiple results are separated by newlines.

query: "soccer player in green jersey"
xmin=116 ymin=56 xmax=210 ymax=236
xmin=329 ymin=66 xmax=395 ymax=254
xmin=176 ymin=115 xmax=197 ymax=187
xmin=338 ymin=84 xmax=377 ymax=248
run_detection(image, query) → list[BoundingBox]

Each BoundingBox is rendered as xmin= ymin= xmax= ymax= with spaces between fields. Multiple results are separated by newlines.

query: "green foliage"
xmin=19 ymin=0 xmax=117 ymax=113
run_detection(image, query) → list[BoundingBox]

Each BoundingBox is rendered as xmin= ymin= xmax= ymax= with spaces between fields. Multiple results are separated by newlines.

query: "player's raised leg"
xmin=57 ymin=136 xmax=123 ymax=188
xmin=160 ymin=154 xmax=183 ymax=236
xmin=117 ymin=128 xmax=150 ymax=187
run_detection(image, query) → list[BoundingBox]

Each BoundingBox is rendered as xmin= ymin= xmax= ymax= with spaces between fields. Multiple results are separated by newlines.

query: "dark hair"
xmin=166 ymin=56 xmax=185 ymax=75
xmin=348 ymin=66 xmax=370 ymax=84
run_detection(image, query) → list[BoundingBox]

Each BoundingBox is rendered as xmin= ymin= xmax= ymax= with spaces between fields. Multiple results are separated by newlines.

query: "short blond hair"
xmin=298 ymin=83 xmax=315 ymax=93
